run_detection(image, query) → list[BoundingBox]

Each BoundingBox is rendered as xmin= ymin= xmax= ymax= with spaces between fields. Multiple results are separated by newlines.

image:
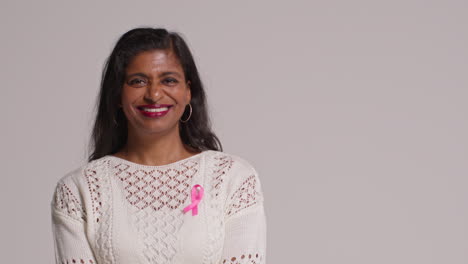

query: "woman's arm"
xmin=221 ymin=168 xmax=267 ymax=264
xmin=51 ymin=180 xmax=97 ymax=264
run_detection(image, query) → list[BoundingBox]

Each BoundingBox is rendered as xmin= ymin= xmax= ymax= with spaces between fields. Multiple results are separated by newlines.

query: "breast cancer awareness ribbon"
xmin=183 ymin=184 xmax=204 ymax=216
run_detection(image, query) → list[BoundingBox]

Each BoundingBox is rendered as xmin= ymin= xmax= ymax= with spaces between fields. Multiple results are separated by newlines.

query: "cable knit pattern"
xmin=84 ymin=159 xmax=115 ymax=264
xmin=50 ymin=150 xmax=267 ymax=264
xmin=203 ymin=153 xmax=234 ymax=263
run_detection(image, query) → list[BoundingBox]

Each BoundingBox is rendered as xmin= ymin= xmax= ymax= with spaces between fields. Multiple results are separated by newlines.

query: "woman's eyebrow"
xmin=126 ymin=72 xmax=148 ymax=79
xmin=126 ymin=71 xmax=183 ymax=79
xmin=160 ymin=71 xmax=182 ymax=78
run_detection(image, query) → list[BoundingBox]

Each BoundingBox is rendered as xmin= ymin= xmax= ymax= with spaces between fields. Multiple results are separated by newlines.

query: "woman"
xmin=51 ymin=27 xmax=267 ymax=264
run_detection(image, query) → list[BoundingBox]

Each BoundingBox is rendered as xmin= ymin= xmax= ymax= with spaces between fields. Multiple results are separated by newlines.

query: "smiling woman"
xmin=90 ymin=27 xmax=220 ymax=162
xmin=120 ymin=49 xmax=192 ymax=138
xmin=50 ymin=27 xmax=267 ymax=264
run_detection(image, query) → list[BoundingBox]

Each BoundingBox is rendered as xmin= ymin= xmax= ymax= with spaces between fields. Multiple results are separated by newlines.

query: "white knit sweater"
xmin=50 ymin=150 xmax=267 ymax=264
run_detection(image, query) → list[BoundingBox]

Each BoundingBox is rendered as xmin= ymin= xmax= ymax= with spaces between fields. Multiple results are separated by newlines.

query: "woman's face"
xmin=120 ymin=49 xmax=191 ymax=136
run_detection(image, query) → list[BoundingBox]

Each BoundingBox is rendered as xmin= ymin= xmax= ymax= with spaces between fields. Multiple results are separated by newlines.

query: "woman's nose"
xmin=144 ymin=82 xmax=164 ymax=103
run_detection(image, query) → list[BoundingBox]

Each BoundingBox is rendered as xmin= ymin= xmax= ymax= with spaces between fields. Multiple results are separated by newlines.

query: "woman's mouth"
xmin=137 ymin=104 xmax=173 ymax=118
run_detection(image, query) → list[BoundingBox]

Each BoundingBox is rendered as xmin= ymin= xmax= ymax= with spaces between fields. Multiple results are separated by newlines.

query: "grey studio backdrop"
xmin=1 ymin=1 xmax=467 ymax=263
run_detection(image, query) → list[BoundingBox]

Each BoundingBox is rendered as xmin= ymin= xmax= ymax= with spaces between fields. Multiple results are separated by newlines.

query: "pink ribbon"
xmin=183 ymin=184 xmax=204 ymax=216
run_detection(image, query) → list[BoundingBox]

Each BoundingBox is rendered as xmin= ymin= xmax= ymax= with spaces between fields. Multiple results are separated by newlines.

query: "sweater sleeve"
xmin=51 ymin=179 xmax=97 ymax=264
xmin=221 ymin=166 xmax=267 ymax=264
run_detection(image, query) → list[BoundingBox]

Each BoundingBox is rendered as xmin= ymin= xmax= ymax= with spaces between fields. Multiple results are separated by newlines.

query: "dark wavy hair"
xmin=87 ymin=27 xmax=222 ymax=162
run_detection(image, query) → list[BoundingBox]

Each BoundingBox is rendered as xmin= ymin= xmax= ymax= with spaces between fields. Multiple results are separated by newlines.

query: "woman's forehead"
xmin=127 ymin=49 xmax=182 ymax=72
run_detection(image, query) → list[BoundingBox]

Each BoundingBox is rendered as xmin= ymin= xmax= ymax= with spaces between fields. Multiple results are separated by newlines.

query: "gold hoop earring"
xmin=180 ymin=103 xmax=192 ymax=123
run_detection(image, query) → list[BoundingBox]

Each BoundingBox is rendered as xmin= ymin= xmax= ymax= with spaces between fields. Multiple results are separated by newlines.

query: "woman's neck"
xmin=115 ymin=129 xmax=199 ymax=166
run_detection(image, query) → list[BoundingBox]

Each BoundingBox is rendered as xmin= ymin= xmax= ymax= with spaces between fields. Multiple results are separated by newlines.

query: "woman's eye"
xmin=128 ymin=78 xmax=147 ymax=86
xmin=162 ymin=78 xmax=178 ymax=85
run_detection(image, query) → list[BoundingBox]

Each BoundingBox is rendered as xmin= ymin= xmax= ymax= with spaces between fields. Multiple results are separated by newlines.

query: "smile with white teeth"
xmin=141 ymin=107 xmax=169 ymax=112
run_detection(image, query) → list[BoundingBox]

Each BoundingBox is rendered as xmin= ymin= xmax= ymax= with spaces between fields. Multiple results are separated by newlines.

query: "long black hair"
xmin=87 ymin=27 xmax=222 ymax=162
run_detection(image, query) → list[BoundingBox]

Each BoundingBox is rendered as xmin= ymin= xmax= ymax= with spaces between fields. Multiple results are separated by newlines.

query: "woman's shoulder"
xmin=204 ymin=149 xmax=258 ymax=175
xmin=206 ymin=150 xmax=265 ymax=213
xmin=51 ymin=156 xmax=112 ymax=219
xmin=204 ymin=150 xmax=262 ymax=194
xmin=55 ymin=156 xmax=110 ymax=185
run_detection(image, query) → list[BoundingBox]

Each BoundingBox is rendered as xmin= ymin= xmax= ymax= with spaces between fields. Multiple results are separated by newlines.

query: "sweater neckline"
xmin=105 ymin=150 xmax=210 ymax=169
